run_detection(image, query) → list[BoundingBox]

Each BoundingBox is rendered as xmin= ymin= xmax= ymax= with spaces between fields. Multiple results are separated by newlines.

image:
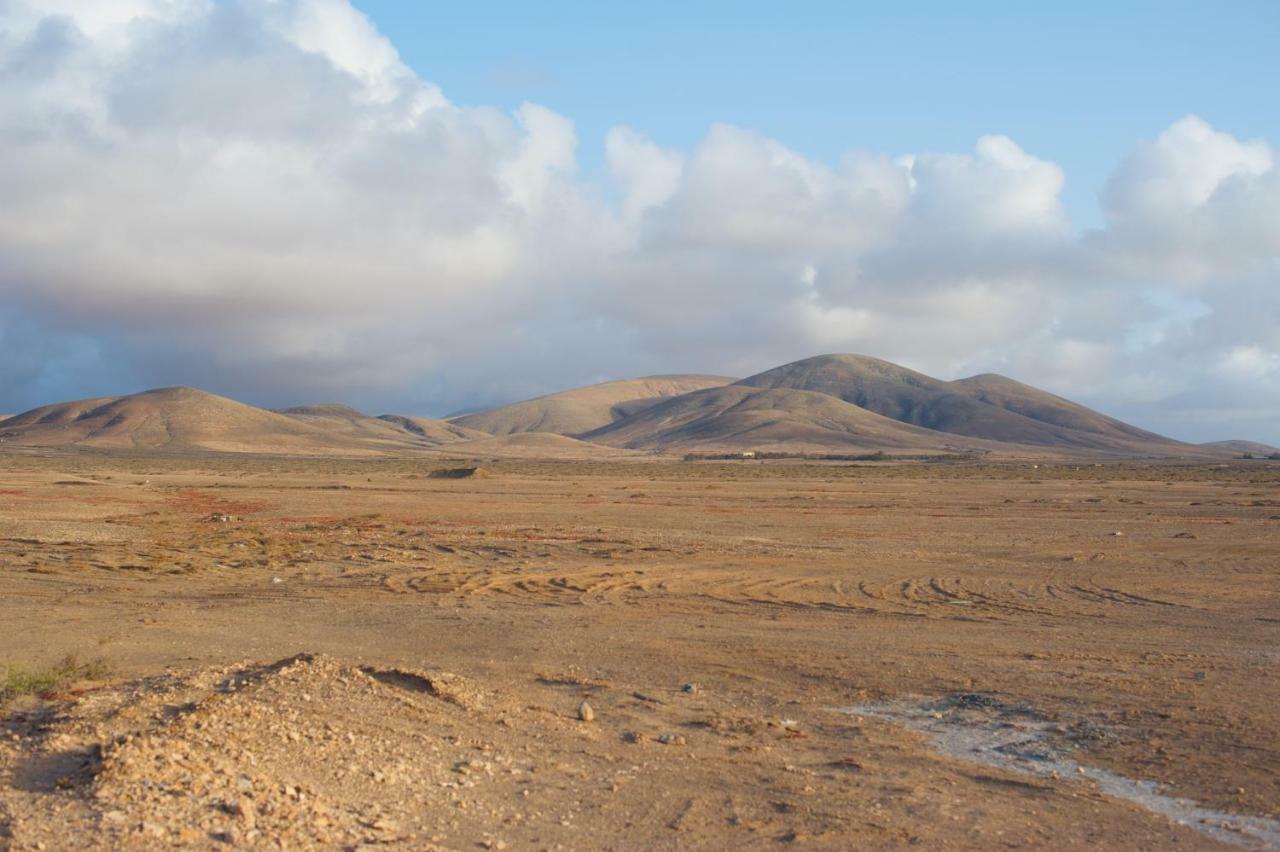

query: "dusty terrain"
xmin=0 ymin=450 xmax=1277 ymax=849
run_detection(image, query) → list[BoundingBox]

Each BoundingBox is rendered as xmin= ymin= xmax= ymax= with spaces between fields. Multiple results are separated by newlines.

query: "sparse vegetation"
xmin=1 ymin=654 xmax=111 ymax=703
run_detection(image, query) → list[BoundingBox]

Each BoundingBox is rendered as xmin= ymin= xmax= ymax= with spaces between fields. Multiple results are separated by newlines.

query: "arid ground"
xmin=1 ymin=451 xmax=1277 ymax=849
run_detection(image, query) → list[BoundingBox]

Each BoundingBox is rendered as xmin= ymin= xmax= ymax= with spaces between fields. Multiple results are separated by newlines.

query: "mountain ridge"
xmin=0 ymin=358 xmax=1256 ymax=458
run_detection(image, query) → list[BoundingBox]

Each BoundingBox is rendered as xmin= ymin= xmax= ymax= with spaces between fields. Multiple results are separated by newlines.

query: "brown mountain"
xmin=428 ymin=432 xmax=643 ymax=460
xmin=275 ymin=404 xmax=485 ymax=450
xmin=375 ymin=415 xmax=490 ymax=445
xmin=450 ymin=375 xmax=735 ymax=436
xmin=583 ymin=385 xmax=989 ymax=453
xmin=0 ymin=357 xmax=1224 ymax=459
xmin=1200 ymin=440 xmax=1280 ymax=456
xmin=0 ymin=388 xmax=382 ymax=455
xmin=734 ymin=354 xmax=1196 ymax=454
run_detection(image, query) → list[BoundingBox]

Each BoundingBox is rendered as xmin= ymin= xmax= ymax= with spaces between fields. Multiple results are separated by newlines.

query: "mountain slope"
xmin=276 ymin=404 xmax=484 ymax=450
xmin=583 ymin=385 xmax=987 ymax=452
xmin=736 ymin=354 xmax=1194 ymax=454
xmin=1200 ymin=440 xmax=1280 ymax=456
xmin=451 ymin=375 xmax=735 ymax=436
xmin=428 ymin=432 xmax=642 ymax=460
xmin=376 ymin=415 xmax=490 ymax=445
xmin=0 ymin=388 xmax=382 ymax=455
xmin=948 ymin=373 xmax=1173 ymax=445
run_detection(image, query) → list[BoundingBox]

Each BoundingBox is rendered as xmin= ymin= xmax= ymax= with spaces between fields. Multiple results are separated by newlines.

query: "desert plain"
xmin=0 ymin=449 xmax=1277 ymax=850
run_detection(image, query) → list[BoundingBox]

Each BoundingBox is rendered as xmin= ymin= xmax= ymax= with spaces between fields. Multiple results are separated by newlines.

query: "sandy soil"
xmin=0 ymin=451 xmax=1277 ymax=849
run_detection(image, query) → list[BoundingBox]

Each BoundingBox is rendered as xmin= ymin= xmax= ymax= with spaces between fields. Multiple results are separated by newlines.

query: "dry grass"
xmin=0 ymin=654 xmax=111 ymax=703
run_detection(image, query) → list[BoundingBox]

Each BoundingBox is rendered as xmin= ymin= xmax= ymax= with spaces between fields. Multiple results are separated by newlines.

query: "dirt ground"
xmin=0 ymin=451 xmax=1277 ymax=849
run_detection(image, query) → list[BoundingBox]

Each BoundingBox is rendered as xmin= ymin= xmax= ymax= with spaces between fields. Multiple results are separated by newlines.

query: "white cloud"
xmin=605 ymin=126 xmax=683 ymax=222
xmin=0 ymin=0 xmax=1277 ymax=443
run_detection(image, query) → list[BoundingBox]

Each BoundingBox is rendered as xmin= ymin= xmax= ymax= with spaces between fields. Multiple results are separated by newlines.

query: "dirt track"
xmin=1 ymin=452 xmax=1277 ymax=849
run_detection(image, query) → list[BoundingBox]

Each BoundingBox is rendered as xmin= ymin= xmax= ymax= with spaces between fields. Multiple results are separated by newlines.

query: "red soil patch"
xmin=170 ymin=489 xmax=268 ymax=516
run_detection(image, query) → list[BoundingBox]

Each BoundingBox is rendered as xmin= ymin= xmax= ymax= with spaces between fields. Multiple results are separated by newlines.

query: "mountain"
xmin=1200 ymin=440 xmax=1280 ymax=456
xmin=947 ymin=372 xmax=1180 ymax=451
xmin=429 ymin=432 xmax=643 ymax=460
xmin=734 ymin=354 xmax=1195 ymax=454
xmin=0 ymin=388 xmax=380 ymax=455
xmin=0 ymin=357 xmax=1223 ymax=459
xmin=276 ymin=404 xmax=485 ymax=450
xmin=450 ymin=375 xmax=735 ymax=436
xmin=0 ymin=389 xmax=492 ymax=456
xmin=584 ymin=385 xmax=989 ymax=453
xmin=375 ymin=415 xmax=489 ymax=445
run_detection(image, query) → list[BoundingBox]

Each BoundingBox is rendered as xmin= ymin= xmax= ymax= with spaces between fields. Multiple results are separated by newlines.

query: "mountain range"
xmin=0 ymin=354 xmax=1268 ymax=459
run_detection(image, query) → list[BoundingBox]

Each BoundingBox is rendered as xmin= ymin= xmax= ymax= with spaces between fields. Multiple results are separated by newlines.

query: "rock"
xmin=577 ymin=700 xmax=594 ymax=723
xmin=682 ymin=683 xmax=698 ymax=694
xmin=232 ymin=798 xmax=257 ymax=829
xmin=657 ymin=733 xmax=686 ymax=745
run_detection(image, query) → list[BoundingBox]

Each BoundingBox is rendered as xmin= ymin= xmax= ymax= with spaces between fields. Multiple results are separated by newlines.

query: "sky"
xmin=0 ymin=0 xmax=1277 ymax=443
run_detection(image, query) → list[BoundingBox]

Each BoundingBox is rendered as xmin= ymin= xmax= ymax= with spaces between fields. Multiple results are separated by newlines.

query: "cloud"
xmin=0 ymin=0 xmax=1277 ymax=443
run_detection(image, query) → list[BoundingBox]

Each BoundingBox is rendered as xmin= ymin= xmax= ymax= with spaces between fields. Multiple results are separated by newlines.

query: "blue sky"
xmin=358 ymin=0 xmax=1280 ymax=229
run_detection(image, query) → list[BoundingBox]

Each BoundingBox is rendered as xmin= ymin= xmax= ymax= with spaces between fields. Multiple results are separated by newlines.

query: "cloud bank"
xmin=1 ymin=0 xmax=1277 ymax=442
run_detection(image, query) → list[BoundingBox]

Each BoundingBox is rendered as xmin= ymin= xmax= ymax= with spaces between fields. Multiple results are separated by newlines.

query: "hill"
xmin=0 ymin=358 xmax=1225 ymax=459
xmin=275 ymin=404 xmax=485 ymax=450
xmin=0 ymin=388 xmax=383 ymax=455
xmin=450 ymin=375 xmax=735 ymax=436
xmin=429 ymin=432 xmax=643 ymax=460
xmin=376 ymin=415 xmax=489 ymax=445
xmin=583 ymin=385 xmax=989 ymax=453
xmin=1200 ymin=440 xmax=1280 ymax=456
xmin=735 ymin=355 xmax=1196 ymax=454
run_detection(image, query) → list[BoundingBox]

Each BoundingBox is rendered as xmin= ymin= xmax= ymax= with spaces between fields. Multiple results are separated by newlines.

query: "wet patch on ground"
xmin=840 ymin=694 xmax=1280 ymax=849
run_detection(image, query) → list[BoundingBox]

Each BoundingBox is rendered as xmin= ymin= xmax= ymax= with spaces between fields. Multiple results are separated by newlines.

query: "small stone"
xmin=577 ymin=700 xmax=595 ymax=723
xmin=231 ymin=793 xmax=256 ymax=823
xmin=657 ymin=733 xmax=686 ymax=745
